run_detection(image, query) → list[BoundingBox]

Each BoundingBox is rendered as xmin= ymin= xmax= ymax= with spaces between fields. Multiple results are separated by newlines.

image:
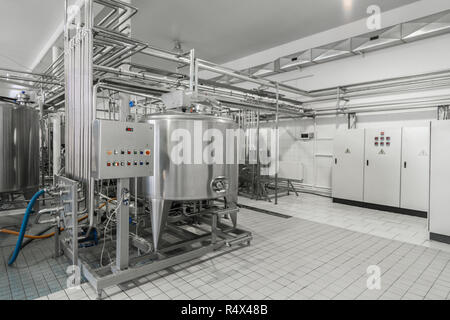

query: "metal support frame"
xmin=115 ymin=89 xmax=131 ymax=270
xmin=62 ymin=206 xmax=252 ymax=296
xmin=348 ymin=113 xmax=357 ymax=129
xmin=55 ymin=175 xmax=79 ymax=266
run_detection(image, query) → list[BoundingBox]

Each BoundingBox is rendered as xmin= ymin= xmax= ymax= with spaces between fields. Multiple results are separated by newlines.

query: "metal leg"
xmin=54 ymin=224 xmax=63 ymax=258
xmin=116 ymin=179 xmax=129 ymax=271
xmin=96 ymin=289 xmax=103 ymax=300
xmin=211 ymin=214 xmax=217 ymax=244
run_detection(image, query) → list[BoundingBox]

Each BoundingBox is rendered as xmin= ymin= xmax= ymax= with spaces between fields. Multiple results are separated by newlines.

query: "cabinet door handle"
xmin=404 ymin=161 xmax=407 ymax=169
xmin=366 ymin=160 xmax=369 ymax=166
xmin=335 ymin=158 xmax=337 ymax=165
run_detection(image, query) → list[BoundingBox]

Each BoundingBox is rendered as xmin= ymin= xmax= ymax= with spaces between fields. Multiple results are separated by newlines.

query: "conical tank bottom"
xmin=151 ymin=199 xmax=172 ymax=251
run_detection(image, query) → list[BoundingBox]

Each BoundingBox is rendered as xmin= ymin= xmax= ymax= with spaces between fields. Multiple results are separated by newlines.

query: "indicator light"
xmin=107 ymin=162 xmax=111 ymax=167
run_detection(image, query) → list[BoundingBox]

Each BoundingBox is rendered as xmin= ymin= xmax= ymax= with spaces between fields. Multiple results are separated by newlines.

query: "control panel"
xmin=92 ymin=120 xmax=154 ymax=179
xmin=374 ymin=131 xmax=392 ymax=148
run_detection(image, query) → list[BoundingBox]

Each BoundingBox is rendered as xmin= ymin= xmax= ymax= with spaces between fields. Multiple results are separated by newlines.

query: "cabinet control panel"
xmin=92 ymin=119 xmax=154 ymax=179
xmin=374 ymin=132 xmax=392 ymax=147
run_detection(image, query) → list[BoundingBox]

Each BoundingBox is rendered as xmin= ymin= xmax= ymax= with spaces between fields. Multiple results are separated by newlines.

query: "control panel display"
xmin=92 ymin=120 xmax=154 ymax=179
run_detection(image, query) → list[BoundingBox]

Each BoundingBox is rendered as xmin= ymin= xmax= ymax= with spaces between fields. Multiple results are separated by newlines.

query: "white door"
xmin=429 ymin=121 xmax=450 ymax=237
xmin=364 ymin=128 xmax=402 ymax=207
xmin=400 ymin=126 xmax=430 ymax=212
xmin=332 ymin=129 xmax=365 ymax=201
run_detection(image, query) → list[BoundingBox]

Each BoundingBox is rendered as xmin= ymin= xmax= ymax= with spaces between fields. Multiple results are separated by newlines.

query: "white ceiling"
xmin=132 ymin=0 xmax=419 ymax=63
xmin=0 ymin=0 xmax=419 ymax=79
xmin=0 ymin=0 xmax=64 ymax=72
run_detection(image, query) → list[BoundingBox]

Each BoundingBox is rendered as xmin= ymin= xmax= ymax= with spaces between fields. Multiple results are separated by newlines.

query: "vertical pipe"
xmin=116 ymin=0 xmax=132 ymax=270
xmin=189 ymin=49 xmax=195 ymax=93
xmin=256 ymin=111 xmax=260 ymax=198
xmin=275 ymin=84 xmax=279 ymax=205
xmin=38 ymin=95 xmax=45 ymax=194
xmin=53 ymin=114 xmax=61 ymax=178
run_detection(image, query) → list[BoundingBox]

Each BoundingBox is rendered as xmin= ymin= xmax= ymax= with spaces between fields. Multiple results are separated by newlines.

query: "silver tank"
xmin=138 ymin=112 xmax=239 ymax=249
xmin=0 ymin=102 xmax=40 ymax=194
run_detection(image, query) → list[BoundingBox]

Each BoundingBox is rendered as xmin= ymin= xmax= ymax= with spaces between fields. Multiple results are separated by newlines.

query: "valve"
xmin=211 ymin=177 xmax=229 ymax=195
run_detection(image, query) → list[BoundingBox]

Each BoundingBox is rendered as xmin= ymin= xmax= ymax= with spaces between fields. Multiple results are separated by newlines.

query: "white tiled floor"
xmin=240 ymin=193 xmax=450 ymax=252
xmin=33 ymin=193 xmax=450 ymax=300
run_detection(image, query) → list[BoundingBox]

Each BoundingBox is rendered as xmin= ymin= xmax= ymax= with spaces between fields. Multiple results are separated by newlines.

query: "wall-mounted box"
xmin=92 ymin=120 xmax=154 ymax=180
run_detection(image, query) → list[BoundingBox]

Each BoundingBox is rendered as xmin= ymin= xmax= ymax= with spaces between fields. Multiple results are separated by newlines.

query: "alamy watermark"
xmin=169 ymin=121 xmax=279 ymax=169
xmin=366 ymin=265 xmax=382 ymax=290
xmin=367 ymin=5 xmax=382 ymax=31
xmin=66 ymin=265 xmax=81 ymax=290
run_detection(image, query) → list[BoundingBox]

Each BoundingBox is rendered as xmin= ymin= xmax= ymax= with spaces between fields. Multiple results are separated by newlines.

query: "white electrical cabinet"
xmin=400 ymin=126 xmax=430 ymax=212
xmin=332 ymin=126 xmax=430 ymax=215
xmin=332 ymin=129 xmax=365 ymax=202
xmin=364 ymin=128 xmax=402 ymax=207
xmin=429 ymin=121 xmax=450 ymax=239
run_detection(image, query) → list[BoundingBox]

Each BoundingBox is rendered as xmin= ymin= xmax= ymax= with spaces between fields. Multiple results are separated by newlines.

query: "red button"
xmin=145 ymin=150 xmax=151 ymax=156
xmin=127 ymin=151 xmax=131 ymax=155
xmin=107 ymin=162 xmax=111 ymax=167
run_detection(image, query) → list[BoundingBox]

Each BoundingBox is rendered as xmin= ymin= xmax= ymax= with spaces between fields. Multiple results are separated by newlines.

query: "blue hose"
xmin=8 ymin=189 xmax=45 ymax=266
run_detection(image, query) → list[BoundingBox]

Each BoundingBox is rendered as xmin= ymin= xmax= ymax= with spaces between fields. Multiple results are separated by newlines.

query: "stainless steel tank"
xmin=138 ymin=112 xmax=239 ymax=249
xmin=0 ymin=102 xmax=40 ymax=194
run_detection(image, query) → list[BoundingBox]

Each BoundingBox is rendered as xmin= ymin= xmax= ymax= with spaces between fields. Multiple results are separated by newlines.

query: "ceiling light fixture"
xmin=343 ymin=0 xmax=353 ymax=11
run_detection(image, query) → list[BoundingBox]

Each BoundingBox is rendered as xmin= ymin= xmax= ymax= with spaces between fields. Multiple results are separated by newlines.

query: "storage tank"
xmin=138 ymin=111 xmax=239 ymax=250
xmin=0 ymin=102 xmax=40 ymax=194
